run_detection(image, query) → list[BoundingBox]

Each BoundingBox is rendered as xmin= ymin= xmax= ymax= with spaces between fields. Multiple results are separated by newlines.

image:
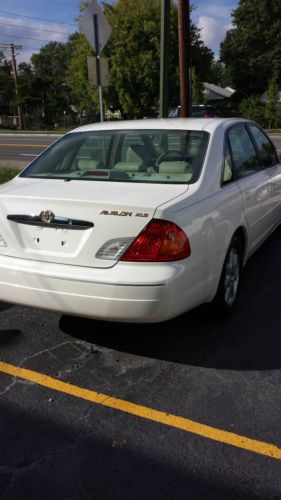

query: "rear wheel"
xmin=213 ymin=236 xmax=242 ymax=315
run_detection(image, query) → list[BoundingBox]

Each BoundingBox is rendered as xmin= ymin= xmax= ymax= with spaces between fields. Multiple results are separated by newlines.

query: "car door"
xmin=227 ymin=124 xmax=272 ymax=254
xmin=247 ymin=124 xmax=281 ymax=227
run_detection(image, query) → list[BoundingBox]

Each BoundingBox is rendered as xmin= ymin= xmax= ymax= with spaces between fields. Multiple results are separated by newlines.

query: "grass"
xmin=0 ymin=167 xmax=21 ymax=184
xmin=0 ymin=128 xmax=68 ymax=135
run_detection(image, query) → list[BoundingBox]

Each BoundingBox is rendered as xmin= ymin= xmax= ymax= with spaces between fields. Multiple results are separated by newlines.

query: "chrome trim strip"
xmin=7 ymin=214 xmax=94 ymax=230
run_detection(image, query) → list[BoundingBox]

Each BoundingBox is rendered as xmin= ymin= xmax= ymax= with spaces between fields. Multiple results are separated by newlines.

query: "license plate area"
xmin=16 ymin=225 xmax=90 ymax=256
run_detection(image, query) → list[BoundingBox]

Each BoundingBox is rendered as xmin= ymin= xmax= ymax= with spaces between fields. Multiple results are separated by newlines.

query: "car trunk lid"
xmin=0 ymin=178 xmax=188 ymax=268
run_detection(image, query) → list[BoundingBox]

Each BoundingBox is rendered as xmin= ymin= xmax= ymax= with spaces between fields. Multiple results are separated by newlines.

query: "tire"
xmin=213 ymin=236 xmax=242 ymax=316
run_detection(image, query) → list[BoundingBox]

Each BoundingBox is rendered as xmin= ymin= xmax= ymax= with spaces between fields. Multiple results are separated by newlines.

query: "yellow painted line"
xmin=0 ymin=360 xmax=281 ymax=461
xmin=0 ymin=143 xmax=48 ymax=148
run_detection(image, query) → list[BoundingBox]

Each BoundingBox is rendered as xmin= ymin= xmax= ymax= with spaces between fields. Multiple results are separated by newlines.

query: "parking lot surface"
xmin=1 ymin=228 xmax=281 ymax=499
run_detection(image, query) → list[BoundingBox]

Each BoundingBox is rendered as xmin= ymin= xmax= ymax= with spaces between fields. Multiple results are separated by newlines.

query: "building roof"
xmin=203 ymin=83 xmax=236 ymax=101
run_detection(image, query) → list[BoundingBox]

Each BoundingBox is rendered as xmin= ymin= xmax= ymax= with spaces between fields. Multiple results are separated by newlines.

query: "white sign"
xmin=79 ymin=0 xmax=112 ymax=54
xmin=87 ymin=56 xmax=109 ymax=87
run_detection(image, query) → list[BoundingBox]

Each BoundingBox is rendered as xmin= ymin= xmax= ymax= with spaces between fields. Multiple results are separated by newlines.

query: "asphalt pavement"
xmin=1 ymin=128 xmax=281 ymax=498
xmin=0 ymin=134 xmax=61 ymax=168
xmin=1 ymin=226 xmax=281 ymax=498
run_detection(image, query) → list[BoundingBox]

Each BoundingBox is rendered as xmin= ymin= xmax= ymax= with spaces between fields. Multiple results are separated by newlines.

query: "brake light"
xmin=121 ymin=219 xmax=190 ymax=262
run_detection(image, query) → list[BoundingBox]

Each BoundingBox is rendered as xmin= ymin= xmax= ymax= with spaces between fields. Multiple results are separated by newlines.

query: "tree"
xmin=264 ymin=75 xmax=279 ymax=129
xmin=220 ymin=0 xmax=281 ymax=96
xmin=31 ymin=41 xmax=76 ymax=126
xmin=104 ymin=0 xmax=162 ymax=117
xmin=65 ymin=33 xmax=100 ymax=122
xmin=239 ymin=96 xmax=265 ymax=125
xmin=0 ymin=52 xmax=13 ymax=116
xmin=70 ymin=0 xmax=214 ymax=118
xmin=191 ymin=67 xmax=204 ymax=104
xmin=105 ymin=0 xmax=213 ymax=116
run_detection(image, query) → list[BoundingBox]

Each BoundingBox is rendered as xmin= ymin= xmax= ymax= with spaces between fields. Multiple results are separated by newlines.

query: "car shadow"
xmin=0 ymin=301 xmax=14 ymax=313
xmin=0 ymin=329 xmax=22 ymax=346
xmin=60 ymin=227 xmax=281 ymax=371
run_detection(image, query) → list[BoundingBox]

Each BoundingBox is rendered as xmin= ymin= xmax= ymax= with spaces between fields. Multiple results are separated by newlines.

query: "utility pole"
xmin=0 ymin=43 xmax=23 ymax=129
xmin=10 ymin=44 xmax=23 ymax=129
xmin=159 ymin=0 xmax=170 ymax=118
xmin=178 ymin=0 xmax=191 ymax=117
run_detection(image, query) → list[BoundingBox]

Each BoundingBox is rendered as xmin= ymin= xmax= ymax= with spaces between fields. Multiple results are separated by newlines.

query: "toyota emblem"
xmin=40 ymin=210 xmax=55 ymax=223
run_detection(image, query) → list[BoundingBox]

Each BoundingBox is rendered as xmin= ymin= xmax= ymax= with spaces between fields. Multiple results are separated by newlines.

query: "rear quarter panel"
xmin=155 ymin=121 xmax=247 ymax=310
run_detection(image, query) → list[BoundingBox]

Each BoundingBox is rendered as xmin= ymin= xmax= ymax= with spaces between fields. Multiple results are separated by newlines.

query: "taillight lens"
xmin=121 ymin=219 xmax=191 ymax=262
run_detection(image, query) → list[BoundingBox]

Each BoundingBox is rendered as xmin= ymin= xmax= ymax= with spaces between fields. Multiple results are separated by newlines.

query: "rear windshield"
xmin=20 ymin=129 xmax=209 ymax=184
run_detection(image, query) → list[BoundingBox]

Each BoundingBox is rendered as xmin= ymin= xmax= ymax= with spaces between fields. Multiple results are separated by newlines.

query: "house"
xmin=203 ymin=83 xmax=236 ymax=102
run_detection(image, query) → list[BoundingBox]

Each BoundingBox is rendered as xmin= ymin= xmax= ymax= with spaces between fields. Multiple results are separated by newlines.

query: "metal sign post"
xmin=79 ymin=0 xmax=112 ymax=123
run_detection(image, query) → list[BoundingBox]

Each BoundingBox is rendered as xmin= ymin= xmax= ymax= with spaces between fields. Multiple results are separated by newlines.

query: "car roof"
xmin=70 ymin=117 xmax=249 ymax=134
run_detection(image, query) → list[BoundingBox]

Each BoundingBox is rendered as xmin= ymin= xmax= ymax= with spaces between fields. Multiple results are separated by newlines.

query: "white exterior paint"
xmin=0 ymin=118 xmax=280 ymax=322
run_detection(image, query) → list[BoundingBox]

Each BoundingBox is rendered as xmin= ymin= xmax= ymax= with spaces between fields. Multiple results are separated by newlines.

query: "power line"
xmin=0 ymin=33 xmax=67 ymax=43
xmin=0 ymin=21 xmax=72 ymax=35
xmin=0 ymin=43 xmax=48 ymax=50
xmin=0 ymin=10 xmax=77 ymax=26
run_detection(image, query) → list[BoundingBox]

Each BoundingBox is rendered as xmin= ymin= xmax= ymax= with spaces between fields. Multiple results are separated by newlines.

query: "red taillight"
xmin=121 ymin=219 xmax=191 ymax=262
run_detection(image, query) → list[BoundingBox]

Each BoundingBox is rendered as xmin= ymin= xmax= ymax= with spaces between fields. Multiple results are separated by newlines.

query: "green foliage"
xmin=101 ymin=0 xmax=213 ymax=117
xmin=208 ymin=60 xmax=231 ymax=87
xmin=191 ymin=67 xmax=205 ymax=104
xmin=65 ymin=34 xmax=100 ymax=121
xmin=239 ymin=96 xmax=265 ymax=125
xmin=0 ymin=168 xmax=20 ymax=184
xmin=0 ymin=1 xmax=214 ymax=125
xmin=220 ymin=0 xmax=281 ymax=95
xmin=104 ymin=0 xmax=162 ymax=117
xmin=30 ymin=40 xmax=77 ymax=127
xmin=0 ymin=52 xmax=13 ymax=115
xmin=264 ymin=75 xmax=279 ymax=129
xmin=189 ymin=23 xmax=213 ymax=81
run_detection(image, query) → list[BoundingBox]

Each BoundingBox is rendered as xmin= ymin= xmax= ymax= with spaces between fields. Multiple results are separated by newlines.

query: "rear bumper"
xmin=0 ymin=255 xmax=187 ymax=323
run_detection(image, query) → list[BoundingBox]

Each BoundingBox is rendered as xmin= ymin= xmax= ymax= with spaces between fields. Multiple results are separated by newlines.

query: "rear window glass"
xmin=20 ymin=129 xmax=209 ymax=184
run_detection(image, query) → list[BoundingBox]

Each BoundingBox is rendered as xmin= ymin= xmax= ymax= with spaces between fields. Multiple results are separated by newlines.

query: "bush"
xmin=0 ymin=168 xmax=20 ymax=184
xmin=239 ymin=97 xmax=265 ymax=126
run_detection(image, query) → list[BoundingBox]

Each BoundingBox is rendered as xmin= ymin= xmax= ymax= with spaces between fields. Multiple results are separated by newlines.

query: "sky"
xmin=0 ymin=0 xmax=238 ymax=64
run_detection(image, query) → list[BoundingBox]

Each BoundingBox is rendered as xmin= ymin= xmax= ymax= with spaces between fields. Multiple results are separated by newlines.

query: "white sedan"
xmin=0 ymin=118 xmax=280 ymax=322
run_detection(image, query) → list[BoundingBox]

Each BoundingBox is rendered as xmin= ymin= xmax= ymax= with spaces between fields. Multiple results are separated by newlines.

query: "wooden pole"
xmin=159 ymin=0 xmax=170 ymax=118
xmin=10 ymin=44 xmax=23 ymax=129
xmin=178 ymin=0 xmax=191 ymax=117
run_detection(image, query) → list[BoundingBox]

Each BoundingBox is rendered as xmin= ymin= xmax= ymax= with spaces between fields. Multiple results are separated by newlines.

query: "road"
xmin=1 ymin=226 xmax=281 ymax=498
xmin=269 ymin=133 xmax=281 ymax=152
xmin=0 ymin=134 xmax=61 ymax=168
xmin=0 ymin=132 xmax=281 ymax=168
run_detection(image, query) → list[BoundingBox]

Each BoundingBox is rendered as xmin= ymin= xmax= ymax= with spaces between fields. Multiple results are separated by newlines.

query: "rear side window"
xmin=248 ymin=125 xmax=278 ymax=168
xmin=222 ymin=141 xmax=234 ymax=185
xmin=227 ymin=125 xmax=259 ymax=178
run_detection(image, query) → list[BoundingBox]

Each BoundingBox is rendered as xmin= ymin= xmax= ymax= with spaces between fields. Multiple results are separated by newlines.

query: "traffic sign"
xmin=79 ymin=0 xmax=112 ymax=54
xmin=87 ymin=56 xmax=109 ymax=87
